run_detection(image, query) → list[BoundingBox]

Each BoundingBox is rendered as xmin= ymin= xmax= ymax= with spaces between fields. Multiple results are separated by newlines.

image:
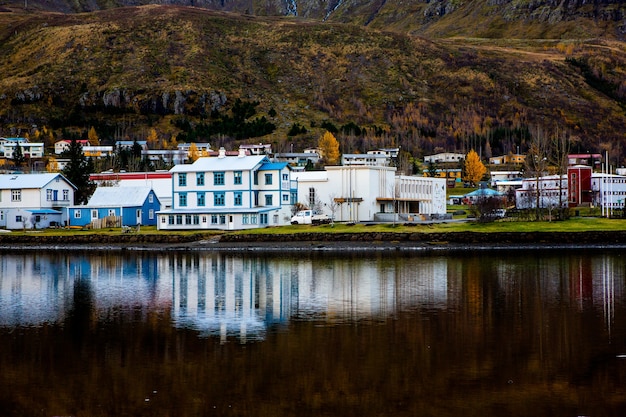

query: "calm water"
xmin=1 ymin=249 xmax=626 ymax=417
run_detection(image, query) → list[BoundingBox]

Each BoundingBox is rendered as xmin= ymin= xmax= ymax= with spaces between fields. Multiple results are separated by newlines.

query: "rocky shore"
xmin=1 ymin=230 xmax=625 ymax=252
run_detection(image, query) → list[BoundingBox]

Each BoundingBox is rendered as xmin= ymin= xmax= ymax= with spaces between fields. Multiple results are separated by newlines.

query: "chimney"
xmin=238 ymin=148 xmax=246 ymax=158
xmin=218 ymin=147 xmax=226 ymax=158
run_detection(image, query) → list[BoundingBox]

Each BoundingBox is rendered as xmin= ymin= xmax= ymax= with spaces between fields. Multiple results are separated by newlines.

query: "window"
xmin=197 ymin=192 xmax=206 ymax=207
xmin=168 ymin=215 xmax=174 ymax=225
xmin=47 ymin=189 xmax=53 ymax=201
xmin=219 ymin=215 xmax=226 ymax=224
xmin=179 ymin=193 xmax=187 ymax=207
xmin=185 ymin=214 xmax=192 ymax=224
xmin=176 ymin=215 xmax=183 ymax=225
xmin=234 ymin=192 xmax=242 ymax=206
xmin=178 ymin=173 xmax=187 ymax=187
xmin=11 ymin=190 xmax=21 ymax=202
xmin=63 ymin=190 xmax=69 ymax=201
xmin=265 ymin=195 xmax=273 ymax=206
xmin=234 ymin=171 xmax=242 ymax=185
xmin=214 ymin=172 xmax=225 ymax=186
xmin=148 ymin=209 xmax=154 ymax=219
xmin=242 ymin=214 xmax=249 ymax=224
xmin=283 ymin=194 xmax=289 ymax=202
xmin=291 ymin=192 xmax=297 ymax=205
xmin=91 ymin=210 xmax=98 ymax=219
xmin=136 ymin=209 xmax=141 ymax=218
xmin=211 ymin=215 xmax=218 ymax=224
xmin=16 ymin=215 xmax=22 ymax=223
xmin=260 ymin=213 xmax=268 ymax=224
xmin=251 ymin=214 xmax=257 ymax=224
xmin=202 ymin=216 xmax=207 ymax=223
xmin=196 ymin=173 xmax=205 ymax=186
xmin=161 ymin=216 xmax=166 ymax=224
xmin=74 ymin=210 xmax=81 ymax=219
xmin=149 ymin=194 xmax=154 ymax=203
xmin=282 ymin=173 xmax=289 ymax=181
xmin=108 ymin=209 xmax=116 ymax=217
xmin=265 ymin=173 xmax=273 ymax=185
xmin=193 ymin=215 xmax=200 ymax=225
xmin=309 ymin=187 xmax=316 ymax=207
xmin=214 ymin=192 xmax=225 ymax=206
xmin=254 ymin=172 xmax=258 ymax=185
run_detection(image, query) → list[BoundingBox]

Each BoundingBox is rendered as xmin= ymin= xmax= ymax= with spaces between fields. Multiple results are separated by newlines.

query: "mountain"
xmin=4 ymin=0 xmax=626 ymax=39
xmin=0 ymin=5 xmax=625 ymax=163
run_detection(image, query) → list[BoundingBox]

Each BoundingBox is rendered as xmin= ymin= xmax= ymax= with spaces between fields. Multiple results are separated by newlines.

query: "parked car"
xmin=291 ymin=210 xmax=331 ymax=225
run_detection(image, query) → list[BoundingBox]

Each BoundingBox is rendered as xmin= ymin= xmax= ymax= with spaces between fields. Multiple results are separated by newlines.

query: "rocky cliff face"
xmin=9 ymin=0 xmax=626 ymax=38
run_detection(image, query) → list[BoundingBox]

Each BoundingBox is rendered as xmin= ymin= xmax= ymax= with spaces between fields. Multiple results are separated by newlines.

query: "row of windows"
xmin=45 ymin=189 xmax=70 ymax=201
xmin=163 ymin=213 xmax=270 ymax=226
xmin=6 ymin=189 xmax=70 ymax=203
xmin=73 ymin=209 xmax=154 ymax=219
xmin=178 ymin=171 xmax=288 ymax=187
xmin=178 ymin=192 xmax=294 ymax=207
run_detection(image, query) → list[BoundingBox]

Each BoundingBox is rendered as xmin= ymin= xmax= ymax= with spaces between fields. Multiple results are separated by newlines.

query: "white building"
xmin=0 ymin=173 xmax=75 ymax=229
xmin=157 ymin=148 xmax=297 ymax=230
xmin=424 ymin=152 xmax=465 ymax=164
xmin=341 ymin=153 xmax=391 ymax=167
xmin=1 ymin=137 xmax=44 ymax=159
xmin=591 ymin=173 xmax=626 ymax=212
xmin=515 ymin=175 xmax=568 ymax=209
xmin=293 ymin=166 xmax=446 ymax=223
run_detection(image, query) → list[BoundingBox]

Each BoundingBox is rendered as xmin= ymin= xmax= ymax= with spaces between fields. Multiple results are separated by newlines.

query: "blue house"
xmin=67 ymin=186 xmax=161 ymax=227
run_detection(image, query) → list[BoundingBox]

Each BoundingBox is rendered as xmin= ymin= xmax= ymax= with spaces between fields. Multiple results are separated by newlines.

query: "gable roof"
xmin=169 ymin=155 xmax=269 ymax=173
xmin=86 ymin=186 xmax=156 ymax=207
xmin=0 ymin=173 xmax=76 ymax=190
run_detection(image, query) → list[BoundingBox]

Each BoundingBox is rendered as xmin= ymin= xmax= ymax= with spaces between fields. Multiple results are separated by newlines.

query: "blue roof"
xmin=27 ymin=209 xmax=62 ymax=214
xmin=258 ymin=162 xmax=289 ymax=171
xmin=465 ymin=188 xmax=503 ymax=197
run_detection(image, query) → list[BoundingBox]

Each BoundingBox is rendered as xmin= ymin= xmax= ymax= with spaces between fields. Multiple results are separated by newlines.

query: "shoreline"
xmin=1 ymin=230 xmax=625 ymax=253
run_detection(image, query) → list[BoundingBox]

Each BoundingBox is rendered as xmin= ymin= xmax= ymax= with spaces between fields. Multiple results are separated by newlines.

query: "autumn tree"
xmin=146 ymin=128 xmax=159 ymax=149
xmin=463 ymin=150 xmax=486 ymax=186
xmin=88 ymin=126 xmax=99 ymax=145
xmin=46 ymin=157 xmax=59 ymax=172
xmin=188 ymin=143 xmax=200 ymax=162
xmin=318 ymin=131 xmax=340 ymax=165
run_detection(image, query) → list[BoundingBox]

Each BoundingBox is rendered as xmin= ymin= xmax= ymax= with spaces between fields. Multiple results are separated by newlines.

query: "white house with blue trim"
xmin=0 ymin=173 xmax=76 ymax=229
xmin=157 ymin=148 xmax=297 ymax=230
xmin=67 ymin=186 xmax=161 ymax=228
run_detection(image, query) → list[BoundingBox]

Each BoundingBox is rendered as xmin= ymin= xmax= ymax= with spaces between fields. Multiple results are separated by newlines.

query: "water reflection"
xmin=0 ymin=251 xmax=623 ymax=342
xmin=1 ymin=250 xmax=626 ymax=417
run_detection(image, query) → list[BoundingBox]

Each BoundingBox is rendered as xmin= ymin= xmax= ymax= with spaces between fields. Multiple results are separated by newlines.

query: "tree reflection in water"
xmin=0 ymin=250 xmax=625 ymax=417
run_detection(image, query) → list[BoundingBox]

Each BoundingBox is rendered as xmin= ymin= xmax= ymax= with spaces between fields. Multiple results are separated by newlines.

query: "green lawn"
xmin=4 ymin=216 xmax=626 ymax=238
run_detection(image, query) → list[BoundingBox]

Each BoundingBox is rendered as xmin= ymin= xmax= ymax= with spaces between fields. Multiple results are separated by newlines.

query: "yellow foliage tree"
xmin=88 ymin=126 xmax=99 ymax=145
xmin=188 ymin=143 xmax=200 ymax=162
xmin=146 ymin=128 xmax=159 ymax=149
xmin=318 ymin=131 xmax=340 ymax=165
xmin=46 ymin=157 xmax=59 ymax=172
xmin=463 ymin=149 xmax=486 ymax=186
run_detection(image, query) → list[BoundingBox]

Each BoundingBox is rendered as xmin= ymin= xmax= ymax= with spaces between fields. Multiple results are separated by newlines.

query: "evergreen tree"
xmin=62 ymin=139 xmax=96 ymax=205
xmin=12 ymin=142 xmax=26 ymax=168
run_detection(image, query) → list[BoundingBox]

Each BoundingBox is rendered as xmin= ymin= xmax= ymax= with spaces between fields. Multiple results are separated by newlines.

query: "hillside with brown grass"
xmin=0 ymin=5 xmax=625 ymax=164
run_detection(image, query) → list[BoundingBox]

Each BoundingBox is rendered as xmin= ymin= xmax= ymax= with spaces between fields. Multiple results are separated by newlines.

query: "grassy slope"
xmin=0 ymin=6 xmax=625 ymax=153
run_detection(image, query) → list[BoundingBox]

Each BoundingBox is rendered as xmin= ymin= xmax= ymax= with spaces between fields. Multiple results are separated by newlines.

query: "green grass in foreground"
xmin=237 ymin=217 xmax=626 ymax=235
xmin=4 ymin=217 xmax=625 ymax=237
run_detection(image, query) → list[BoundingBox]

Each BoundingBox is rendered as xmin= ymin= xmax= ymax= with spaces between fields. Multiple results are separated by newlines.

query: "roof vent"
xmin=218 ymin=147 xmax=226 ymax=158
xmin=238 ymin=148 xmax=246 ymax=158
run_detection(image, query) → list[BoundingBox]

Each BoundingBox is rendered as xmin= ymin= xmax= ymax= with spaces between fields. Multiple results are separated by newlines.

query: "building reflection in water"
xmin=0 ymin=251 xmax=623 ymax=343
